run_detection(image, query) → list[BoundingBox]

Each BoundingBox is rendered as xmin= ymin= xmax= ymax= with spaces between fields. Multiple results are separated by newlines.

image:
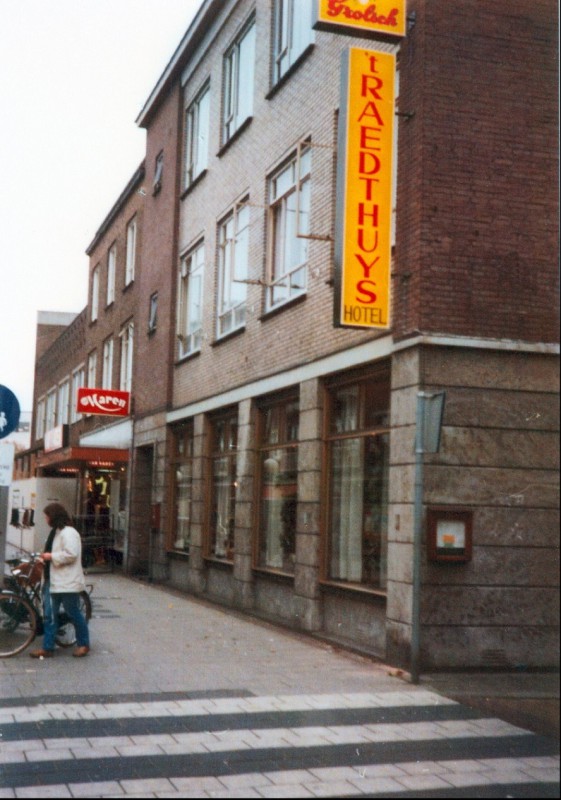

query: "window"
xmin=36 ymin=397 xmax=46 ymax=440
xmin=70 ymin=366 xmax=85 ymax=423
xmin=87 ymin=350 xmax=97 ymax=388
xmin=119 ymin=321 xmax=134 ymax=393
xmin=184 ymin=83 xmax=210 ymax=189
xmin=125 ymin=217 xmax=137 ymax=285
xmin=272 ymin=0 xmax=314 ymax=85
xmin=153 ymin=151 xmax=163 ymax=195
xmin=223 ymin=18 xmax=255 ymax=142
xmin=107 ymin=244 xmax=116 ymax=305
xmin=102 ymin=337 xmax=114 ymax=389
xmin=208 ymin=410 xmax=238 ymax=561
xmin=177 ymin=242 xmax=204 ymax=358
xmin=257 ymin=395 xmax=299 ymax=574
xmin=267 ymin=145 xmax=311 ymax=310
xmin=325 ymin=367 xmax=390 ymax=592
xmin=170 ymin=423 xmax=194 ymax=553
xmin=91 ymin=266 xmax=100 ymax=322
xmin=45 ymin=389 xmax=57 ymax=432
xmin=56 ymin=379 xmax=70 ymax=426
xmin=217 ymin=201 xmax=249 ymax=338
xmin=148 ymin=292 xmax=158 ymax=333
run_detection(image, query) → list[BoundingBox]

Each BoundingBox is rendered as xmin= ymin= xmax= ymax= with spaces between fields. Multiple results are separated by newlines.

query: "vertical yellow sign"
xmin=315 ymin=0 xmax=406 ymax=38
xmin=335 ymin=48 xmax=395 ymax=329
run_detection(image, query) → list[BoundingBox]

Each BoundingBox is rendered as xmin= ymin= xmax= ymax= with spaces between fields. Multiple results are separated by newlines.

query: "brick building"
xmin=23 ymin=0 xmax=559 ymax=671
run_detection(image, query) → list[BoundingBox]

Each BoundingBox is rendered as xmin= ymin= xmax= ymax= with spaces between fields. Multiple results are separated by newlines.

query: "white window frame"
xmin=223 ymin=18 xmax=255 ymax=143
xmin=184 ymin=83 xmax=210 ymax=189
xmin=267 ymin=144 xmax=311 ymax=311
xmin=102 ymin=337 xmax=114 ymax=389
xmin=45 ymin=388 xmax=57 ymax=432
xmin=71 ymin=365 xmax=85 ymax=423
xmin=87 ymin=350 xmax=97 ymax=388
xmin=177 ymin=242 xmax=205 ymax=358
xmin=56 ymin=379 xmax=70 ymax=426
xmin=125 ymin=217 xmax=137 ymax=285
xmin=217 ymin=201 xmax=249 ymax=338
xmin=119 ymin=321 xmax=134 ymax=393
xmin=91 ymin=266 xmax=100 ymax=322
xmin=273 ymin=0 xmax=314 ymax=85
xmin=107 ymin=243 xmax=116 ymax=305
xmin=36 ymin=397 xmax=46 ymax=440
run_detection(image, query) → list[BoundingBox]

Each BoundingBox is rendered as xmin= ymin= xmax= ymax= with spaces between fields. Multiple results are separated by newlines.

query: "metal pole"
xmin=411 ymin=392 xmax=425 ymax=684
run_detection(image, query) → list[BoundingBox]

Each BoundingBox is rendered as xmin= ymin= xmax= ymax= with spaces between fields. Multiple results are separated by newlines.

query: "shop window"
xmin=170 ymin=423 xmax=194 ymax=553
xmin=256 ymin=395 xmax=299 ymax=574
xmin=325 ymin=366 xmax=390 ymax=592
xmin=208 ymin=409 xmax=238 ymax=562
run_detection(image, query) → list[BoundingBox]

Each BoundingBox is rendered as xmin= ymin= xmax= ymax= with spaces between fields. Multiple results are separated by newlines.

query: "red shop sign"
xmin=77 ymin=388 xmax=130 ymax=417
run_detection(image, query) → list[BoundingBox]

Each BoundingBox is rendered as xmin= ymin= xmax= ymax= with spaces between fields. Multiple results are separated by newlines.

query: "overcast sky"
xmin=0 ymin=0 xmax=201 ymax=414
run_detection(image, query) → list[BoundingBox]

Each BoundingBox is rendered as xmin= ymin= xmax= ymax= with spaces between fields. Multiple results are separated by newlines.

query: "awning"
xmin=36 ymin=447 xmax=129 ymax=470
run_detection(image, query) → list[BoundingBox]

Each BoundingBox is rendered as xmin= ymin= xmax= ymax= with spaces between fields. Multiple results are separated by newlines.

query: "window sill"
xmin=253 ymin=566 xmax=294 ymax=584
xmin=260 ymin=291 xmax=306 ymax=321
xmin=319 ymin=580 xmax=387 ymax=602
xmin=211 ymin=325 xmax=245 ymax=347
xmin=217 ymin=116 xmax=253 ymax=157
xmin=123 ymin=280 xmax=134 ymax=293
xmin=266 ymin=44 xmax=315 ymax=101
xmin=181 ymin=169 xmax=208 ymax=200
xmin=204 ymin=556 xmax=234 ymax=569
xmin=168 ymin=548 xmax=190 ymax=559
xmin=175 ymin=348 xmax=201 ymax=366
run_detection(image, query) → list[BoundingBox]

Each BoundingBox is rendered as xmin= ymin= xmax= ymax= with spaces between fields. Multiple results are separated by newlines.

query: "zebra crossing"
xmin=1 ymin=689 xmax=559 ymax=798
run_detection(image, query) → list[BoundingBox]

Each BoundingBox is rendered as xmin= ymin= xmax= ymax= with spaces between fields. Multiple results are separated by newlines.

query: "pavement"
xmin=0 ymin=572 xmax=559 ymax=798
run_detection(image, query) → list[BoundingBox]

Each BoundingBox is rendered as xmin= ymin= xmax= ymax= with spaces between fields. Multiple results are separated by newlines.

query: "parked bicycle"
xmin=0 ymin=552 xmax=92 ymax=658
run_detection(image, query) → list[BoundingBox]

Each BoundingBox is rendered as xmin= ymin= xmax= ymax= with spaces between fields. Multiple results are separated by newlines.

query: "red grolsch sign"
xmin=77 ymin=388 xmax=130 ymax=417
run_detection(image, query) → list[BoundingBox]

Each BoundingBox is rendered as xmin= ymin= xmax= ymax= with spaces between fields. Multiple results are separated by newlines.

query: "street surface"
xmin=1 ymin=573 xmax=559 ymax=798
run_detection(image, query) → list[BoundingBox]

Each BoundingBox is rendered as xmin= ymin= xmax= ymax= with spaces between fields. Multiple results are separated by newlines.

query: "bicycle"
xmin=0 ymin=552 xmax=93 ymax=658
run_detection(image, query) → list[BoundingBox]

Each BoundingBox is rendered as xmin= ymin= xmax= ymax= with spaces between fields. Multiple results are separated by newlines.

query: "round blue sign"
xmin=0 ymin=385 xmax=21 ymax=440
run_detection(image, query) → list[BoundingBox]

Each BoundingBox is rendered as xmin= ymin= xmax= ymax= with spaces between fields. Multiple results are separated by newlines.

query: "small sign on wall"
xmin=427 ymin=507 xmax=473 ymax=563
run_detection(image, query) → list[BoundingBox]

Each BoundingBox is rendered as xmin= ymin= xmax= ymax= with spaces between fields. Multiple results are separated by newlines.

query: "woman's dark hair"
xmin=43 ymin=502 xmax=72 ymax=529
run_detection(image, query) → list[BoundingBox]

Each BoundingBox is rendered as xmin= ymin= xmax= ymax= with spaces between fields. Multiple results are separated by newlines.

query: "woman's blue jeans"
xmin=42 ymin=582 xmax=90 ymax=651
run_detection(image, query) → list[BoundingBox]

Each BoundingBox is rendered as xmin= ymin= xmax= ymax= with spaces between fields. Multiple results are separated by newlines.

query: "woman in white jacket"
xmin=29 ymin=503 xmax=90 ymax=659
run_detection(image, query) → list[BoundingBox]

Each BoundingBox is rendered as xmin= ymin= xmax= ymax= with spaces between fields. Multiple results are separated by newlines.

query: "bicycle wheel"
xmin=56 ymin=591 xmax=92 ymax=647
xmin=0 ymin=592 xmax=38 ymax=657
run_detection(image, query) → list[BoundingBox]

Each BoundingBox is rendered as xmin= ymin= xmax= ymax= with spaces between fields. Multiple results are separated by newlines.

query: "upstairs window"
xmin=125 ymin=216 xmax=137 ymax=285
xmin=36 ymin=397 xmax=46 ymax=440
xmin=87 ymin=350 xmax=97 ymax=388
xmin=119 ymin=321 xmax=134 ymax=393
xmin=153 ymin=151 xmax=163 ymax=195
xmin=223 ymin=18 xmax=255 ymax=143
xmin=177 ymin=242 xmax=204 ymax=358
xmin=267 ymin=144 xmax=311 ymax=311
xmin=91 ymin=266 xmax=100 ymax=322
xmin=184 ymin=83 xmax=210 ymax=190
xmin=272 ymin=0 xmax=314 ymax=85
xmin=107 ymin=243 xmax=116 ymax=306
xmin=217 ymin=201 xmax=249 ymax=338
xmin=56 ymin=379 xmax=70 ymax=426
xmin=70 ymin=366 xmax=85 ymax=423
xmin=45 ymin=389 xmax=57 ymax=432
xmin=102 ymin=337 xmax=114 ymax=389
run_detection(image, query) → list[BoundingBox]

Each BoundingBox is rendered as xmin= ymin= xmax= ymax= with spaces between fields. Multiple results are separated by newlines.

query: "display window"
xmin=325 ymin=365 xmax=390 ymax=593
xmin=207 ymin=409 xmax=238 ymax=561
xmin=256 ymin=394 xmax=299 ymax=574
xmin=170 ymin=423 xmax=194 ymax=553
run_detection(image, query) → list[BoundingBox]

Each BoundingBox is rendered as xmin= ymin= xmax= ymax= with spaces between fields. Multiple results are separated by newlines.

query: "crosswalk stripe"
xmin=1 ymin=692 xmax=558 ymax=797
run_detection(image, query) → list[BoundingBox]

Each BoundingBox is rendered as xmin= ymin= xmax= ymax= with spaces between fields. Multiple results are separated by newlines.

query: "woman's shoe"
xmin=29 ymin=649 xmax=54 ymax=658
xmin=73 ymin=646 xmax=90 ymax=658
